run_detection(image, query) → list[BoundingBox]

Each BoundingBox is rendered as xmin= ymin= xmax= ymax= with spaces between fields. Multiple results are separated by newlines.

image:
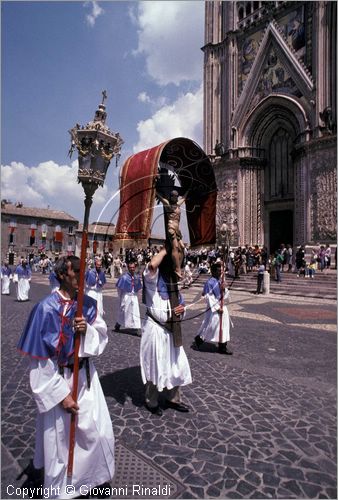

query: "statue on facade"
xmin=214 ymin=140 xmax=225 ymax=157
xmin=320 ymin=106 xmax=336 ymax=134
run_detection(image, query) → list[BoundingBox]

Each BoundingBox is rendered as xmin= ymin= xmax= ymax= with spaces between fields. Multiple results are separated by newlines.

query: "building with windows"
xmin=1 ymin=201 xmax=78 ymax=264
xmin=203 ymin=1 xmax=336 ymax=252
xmin=75 ymin=222 xmax=116 ymax=257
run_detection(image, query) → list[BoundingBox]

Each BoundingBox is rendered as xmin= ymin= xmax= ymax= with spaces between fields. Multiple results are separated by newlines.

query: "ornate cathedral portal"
xmin=203 ymin=1 xmax=336 ymax=253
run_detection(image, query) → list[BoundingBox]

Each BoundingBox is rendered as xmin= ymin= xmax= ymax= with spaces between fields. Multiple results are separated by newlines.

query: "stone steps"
xmin=192 ymin=269 xmax=337 ymax=300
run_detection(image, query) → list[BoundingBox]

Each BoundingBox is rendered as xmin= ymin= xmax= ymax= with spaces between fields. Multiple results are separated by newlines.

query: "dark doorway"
xmin=8 ymin=253 xmax=14 ymax=265
xmin=269 ymin=210 xmax=293 ymax=253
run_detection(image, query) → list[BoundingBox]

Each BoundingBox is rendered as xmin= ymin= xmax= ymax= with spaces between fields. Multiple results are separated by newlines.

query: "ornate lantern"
xmin=69 ymin=90 xmax=124 ymax=196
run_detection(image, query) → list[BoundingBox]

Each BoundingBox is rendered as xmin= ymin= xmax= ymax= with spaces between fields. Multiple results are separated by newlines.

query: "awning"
xmin=115 ymin=137 xmax=217 ymax=247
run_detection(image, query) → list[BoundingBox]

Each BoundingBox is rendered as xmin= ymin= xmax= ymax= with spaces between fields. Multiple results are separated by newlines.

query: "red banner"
xmin=115 ymin=138 xmax=217 ymax=246
xmin=116 ymin=142 xmax=165 ymax=239
xmin=186 ymin=191 xmax=217 ymax=246
xmin=54 ymin=232 xmax=63 ymax=242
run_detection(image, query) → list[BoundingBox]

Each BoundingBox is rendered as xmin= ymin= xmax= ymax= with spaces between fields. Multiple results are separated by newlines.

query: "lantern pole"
xmin=67 ymin=91 xmax=123 ymax=480
xmin=219 ymin=223 xmax=229 ymax=344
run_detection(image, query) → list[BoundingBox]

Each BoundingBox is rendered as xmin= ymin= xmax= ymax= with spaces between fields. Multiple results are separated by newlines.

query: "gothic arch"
xmin=240 ymin=94 xmax=310 ymax=149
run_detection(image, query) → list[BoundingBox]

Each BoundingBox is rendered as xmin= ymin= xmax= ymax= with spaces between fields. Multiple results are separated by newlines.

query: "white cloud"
xmin=133 ymin=85 xmax=203 ymax=153
xmin=1 ymin=160 xmax=119 ymax=224
xmin=132 ymin=1 xmax=204 ymax=86
xmin=137 ymin=91 xmax=168 ymax=109
xmin=138 ymin=92 xmax=151 ymax=103
xmin=84 ymin=1 xmax=104 ymax=27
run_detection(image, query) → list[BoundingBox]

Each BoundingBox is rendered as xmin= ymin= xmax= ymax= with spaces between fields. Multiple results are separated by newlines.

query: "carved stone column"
xmin=238 ymin=159 xmax=265 ymax=246
xmin=293 ymin=149 xmax=308 ymax=246
xmin=214 ymin=158 xmax=239 ymax=245
xmin=314 ymin=2 xmax=332 ymax=134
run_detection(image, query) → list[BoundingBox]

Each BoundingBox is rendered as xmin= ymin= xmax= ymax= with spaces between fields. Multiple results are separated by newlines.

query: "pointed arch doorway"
xmin=240 ymin=95 xmax=309 ymax=253
xmin=264 ymin=126 xmax=295 ymax=253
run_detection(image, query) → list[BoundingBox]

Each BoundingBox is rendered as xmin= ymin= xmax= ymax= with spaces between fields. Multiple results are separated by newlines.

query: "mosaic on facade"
xmin=279 ymin=5 xmax=306 ymax=58
xmin=239 ymin=31 xmax=262 ymax=92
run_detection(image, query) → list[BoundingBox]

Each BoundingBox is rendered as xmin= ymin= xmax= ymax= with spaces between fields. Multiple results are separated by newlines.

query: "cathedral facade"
xmin=203 ymin=1 xmax=336 ymax=253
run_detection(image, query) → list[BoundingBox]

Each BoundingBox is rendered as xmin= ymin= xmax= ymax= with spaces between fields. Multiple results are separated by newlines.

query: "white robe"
xmin=30 ymin=310 xmax=114 ymax=499
xmin=227 ymin=257 xmax=235 ymax=278
xmin=85 ymin=288 xmax=104 ymax=317
xmin=117 ymin=289 xmax=141 ymax=329
xmin=140 ymin=266 xmax=192 ymax=392
xmin=182 ymin=265 xmax=193 ymax=287
xmin=197 ymin=289 xmax=231 ymax=344
xmin=1 ymin=273 xmax=11 ymax=294
xmin=14 ymin=274 xmax=30 ymax=301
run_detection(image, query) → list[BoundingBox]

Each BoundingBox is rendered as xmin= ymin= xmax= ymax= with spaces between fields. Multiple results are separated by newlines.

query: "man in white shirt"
xmin=17 ymin=256 xmax=114 ymax=499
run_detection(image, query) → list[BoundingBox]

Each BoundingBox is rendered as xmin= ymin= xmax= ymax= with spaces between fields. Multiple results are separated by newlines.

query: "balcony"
xmin=226 ymin=147 xmax=266 ymax=160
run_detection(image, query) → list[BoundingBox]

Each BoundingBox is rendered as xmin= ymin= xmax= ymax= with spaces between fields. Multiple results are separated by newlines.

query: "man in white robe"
xmin=14 ymin=259 xmax=32 ymax=301
xmin=17 ymin=256 xmax=114 ymax=499
xmin=114 ymin=261 xmax=142 ymax=335
xmin=85 ymin=257 xmax=106 ymax=317
xmin=113 ymin=255 xmax=123 ymax=277
xmin=140 ymin=247 xmax=192 ymax=416
xmin=194 ymin=262 xmax=232 ymax=355
xmin=1 ymin=261 xmax=12 ymax=295
xmin=182 ymin=261 xmax=193 ymax=288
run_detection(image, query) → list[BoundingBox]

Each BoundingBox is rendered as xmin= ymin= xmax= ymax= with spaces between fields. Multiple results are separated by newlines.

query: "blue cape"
xmin=15 ymin=265 xmax=32 ymax=278
xmin=1 ymin=266 xmax=11 ymax=277
xmin=17 ymin=291 xmax=97 ymax=365
xmin=85 ymin=268 xmax=106 ymax=289
xmin=116 ymin=272 xmax=142 ymax=293
xmin=203 ymin=277 xmax=221 ymax=300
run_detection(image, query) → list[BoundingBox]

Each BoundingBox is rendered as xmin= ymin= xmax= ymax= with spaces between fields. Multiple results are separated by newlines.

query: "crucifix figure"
xmin=101 ymin=90 xmax=107 ymax=105
xmin=156 ymin=188 xmax=189 ymax=279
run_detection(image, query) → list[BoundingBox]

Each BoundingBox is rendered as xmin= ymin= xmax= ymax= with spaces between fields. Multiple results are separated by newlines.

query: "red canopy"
xmin=115 ymin=137 xmax=217 ymax=247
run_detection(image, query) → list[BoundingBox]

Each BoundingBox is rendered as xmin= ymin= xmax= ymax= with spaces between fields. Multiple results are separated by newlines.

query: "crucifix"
xmin=155 ymin=167 xmax=190 ymax=347
xmin=156 ymin=189 xmax=189 ymax=279
xmin=101 ymin=90 xmax=107 ymax=105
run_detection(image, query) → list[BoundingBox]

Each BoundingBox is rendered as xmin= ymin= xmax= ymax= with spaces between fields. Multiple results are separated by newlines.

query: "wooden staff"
xmin=218 ymin=250 xmax=225 ymax=344
xmin=218 ymin=241 xmax=228 ymax=344
xmin=67 ymin=196 xmax=92 ymax=479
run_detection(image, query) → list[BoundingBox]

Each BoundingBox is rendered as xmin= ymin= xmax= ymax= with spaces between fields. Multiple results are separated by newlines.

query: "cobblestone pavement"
xmin=1 ymin=275 xmax=337 ymax=499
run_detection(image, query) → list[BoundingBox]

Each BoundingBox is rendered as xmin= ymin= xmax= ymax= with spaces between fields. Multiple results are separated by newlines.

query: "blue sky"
xmin=1 ymin=1 xmax=204 ymax=239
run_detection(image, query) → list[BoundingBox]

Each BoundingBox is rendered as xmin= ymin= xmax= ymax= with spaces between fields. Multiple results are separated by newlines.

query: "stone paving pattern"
xmin=1 ymin=275 xmax=337 ymax=499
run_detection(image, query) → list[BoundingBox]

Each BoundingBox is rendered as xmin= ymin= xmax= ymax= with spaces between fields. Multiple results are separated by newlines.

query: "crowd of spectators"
xmin=11 ymin=242 xmax=336 ymax=287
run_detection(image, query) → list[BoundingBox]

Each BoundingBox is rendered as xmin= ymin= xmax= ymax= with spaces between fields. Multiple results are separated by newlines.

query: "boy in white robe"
xmin=1 ymin=262 xmax=12 ymax=295
xmin=114 ymin=261 xmax=142 ymax=335
xmin=17 ymin=256 xmax=114 ymax=499
xmin=194 ymin=262 xmax=232 ymax=355
xmin=85 ymin=257 xmax=106 ymax=317
xmin=14 ymin=259 xmax=32 ymax=301
xmin=140 ymin=247 xmax=192 ymax=416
